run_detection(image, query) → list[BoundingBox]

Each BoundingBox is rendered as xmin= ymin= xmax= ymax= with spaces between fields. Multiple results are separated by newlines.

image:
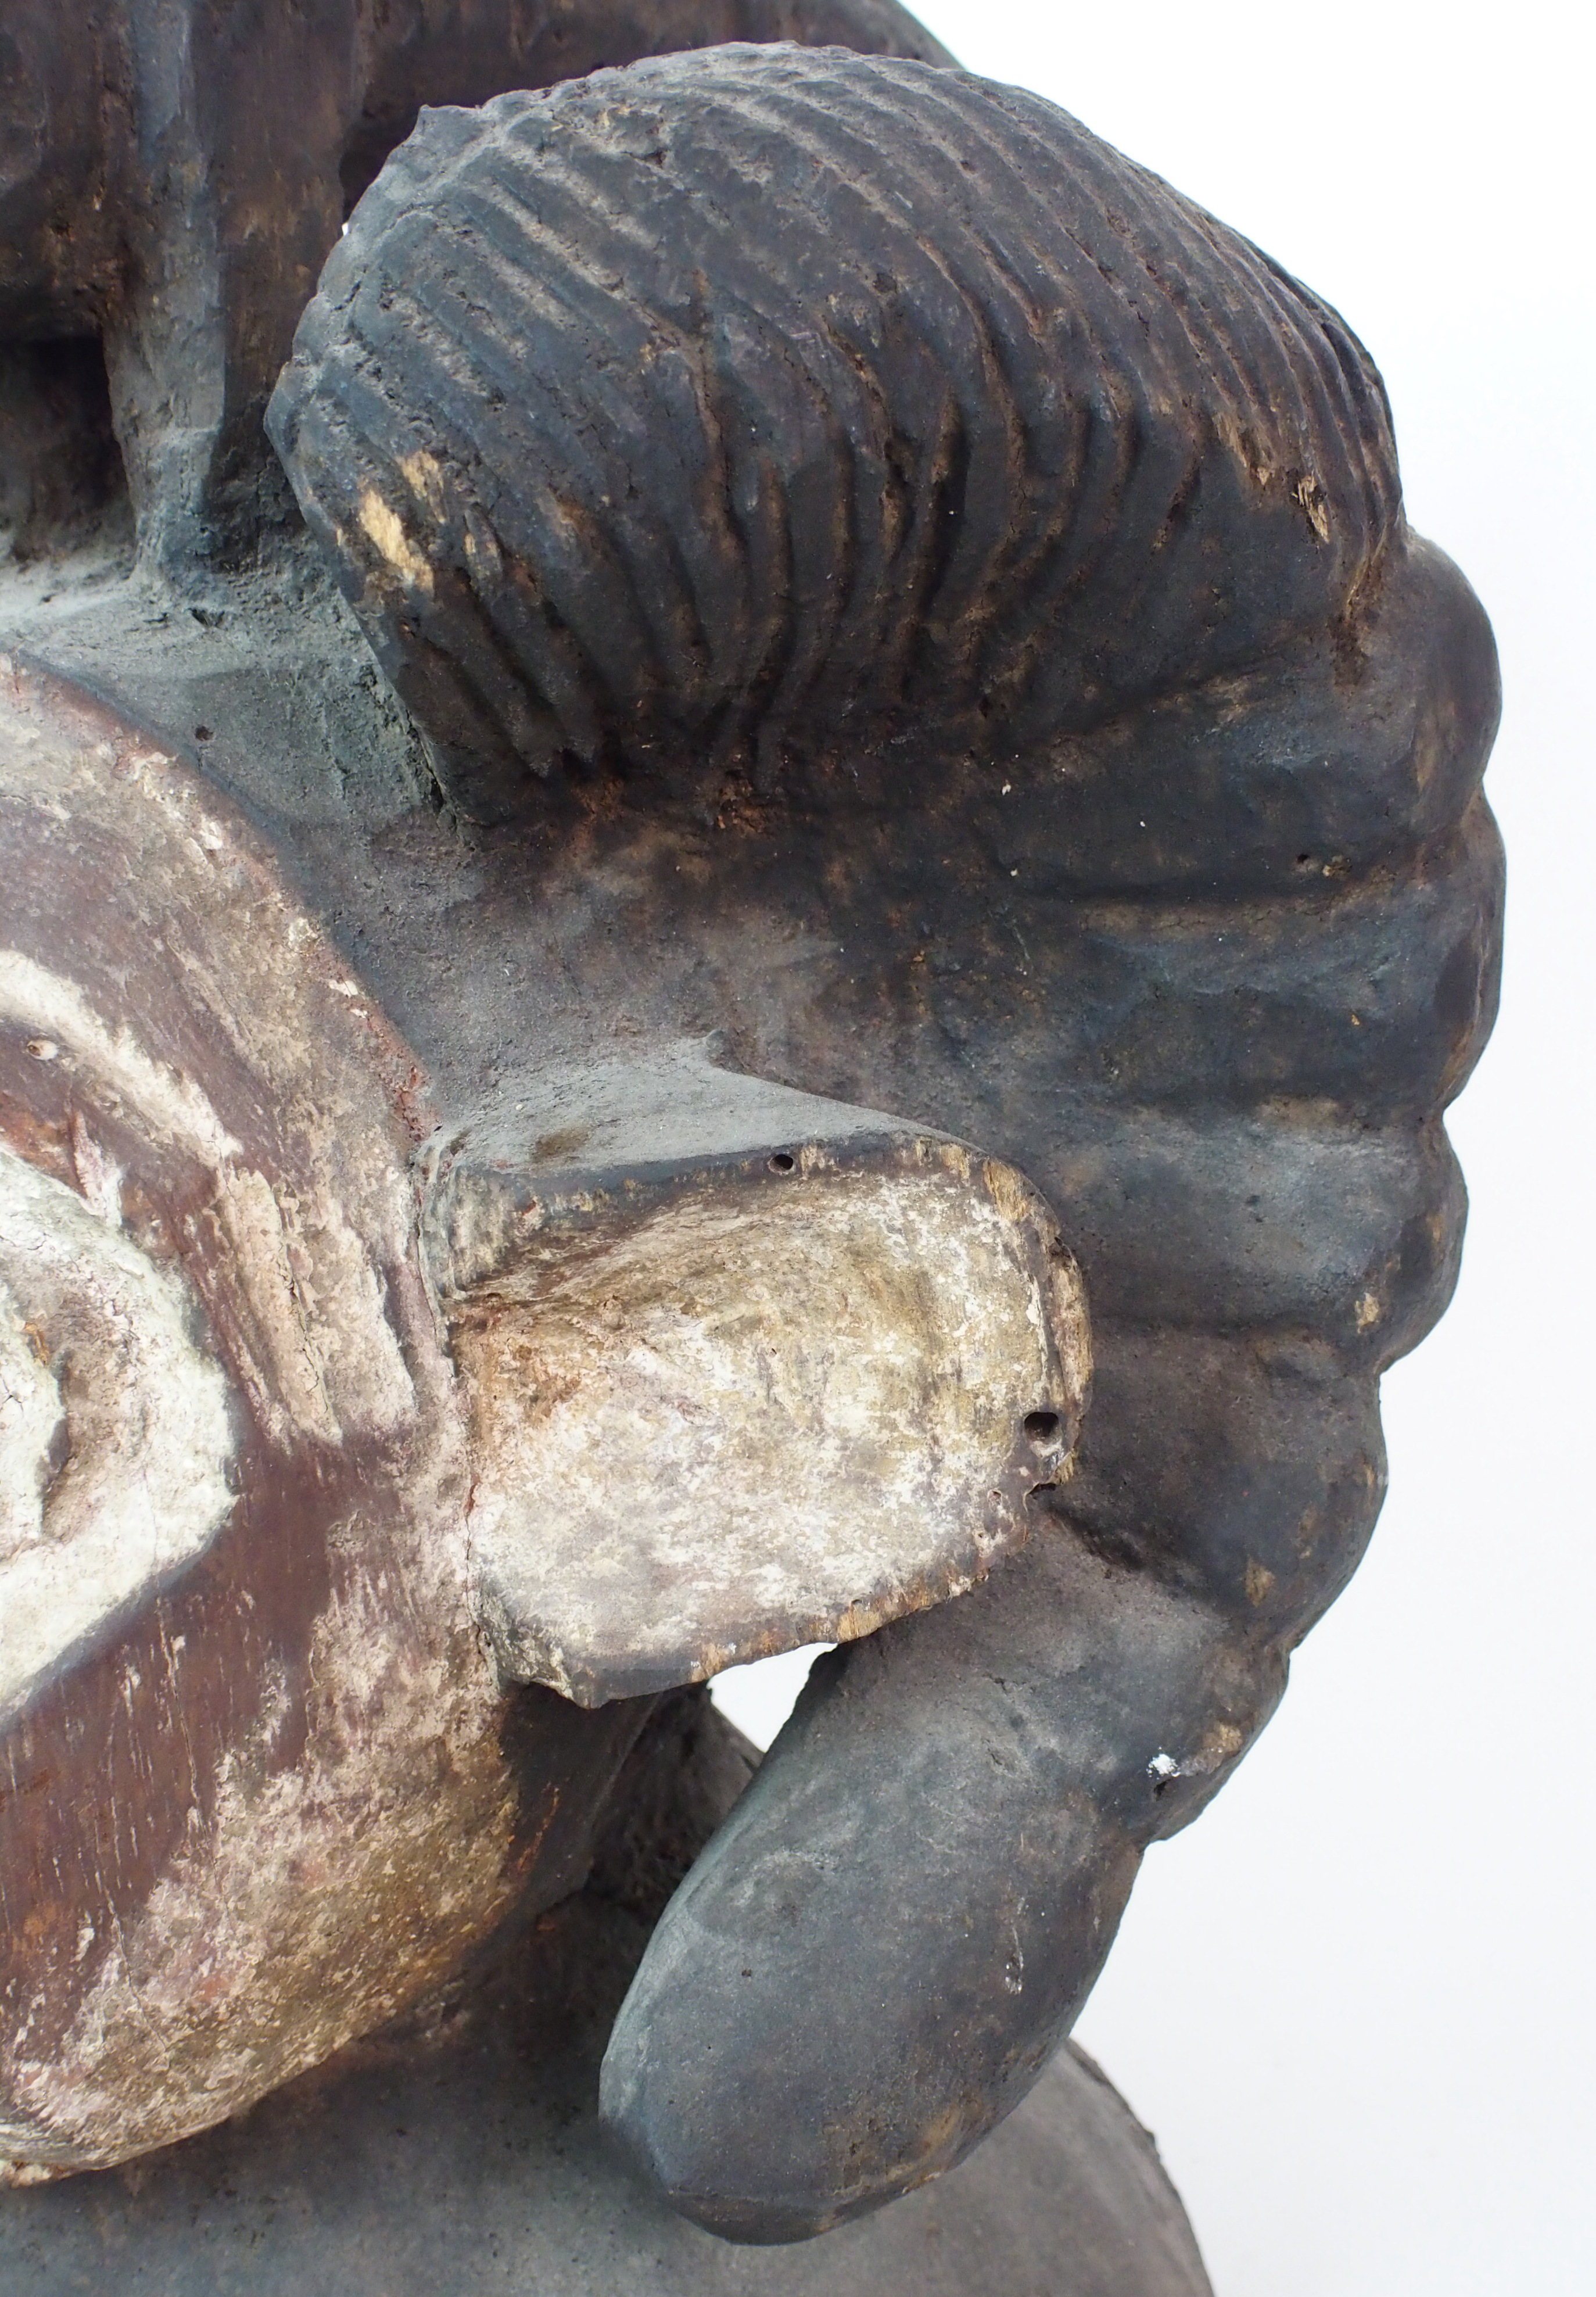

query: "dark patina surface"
xmin=0 ymin=0 xmax=1499 ymax=2271
xmin=0 ymin=1693 xmax=1213 ymax=2295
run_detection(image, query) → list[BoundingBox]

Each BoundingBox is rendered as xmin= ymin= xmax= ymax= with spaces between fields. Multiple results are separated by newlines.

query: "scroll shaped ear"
xmin=267 ymin=40 xmax=1500 ymax=2246
xmin=420 ymin=1042 xmax=1089 ymax=1705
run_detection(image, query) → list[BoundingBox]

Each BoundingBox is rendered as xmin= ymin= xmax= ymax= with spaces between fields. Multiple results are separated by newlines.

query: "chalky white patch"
xmin=457 ymin=1162 xmax=1080 ymax=1703
xmin=0 ymin=1281 xmax=63 ymax=1563
xmin=0 ymin=1146 xmax=236 ymax=1726
xmin=0 ymin=950 xmax=241 ymax=1165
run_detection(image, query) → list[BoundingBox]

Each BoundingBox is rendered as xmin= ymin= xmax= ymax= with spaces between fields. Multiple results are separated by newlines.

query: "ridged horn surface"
xmin=268 ymin=44 xmax=1401 ymax=820
xmin=257 ymin=42 xmax=1504 ymax=2238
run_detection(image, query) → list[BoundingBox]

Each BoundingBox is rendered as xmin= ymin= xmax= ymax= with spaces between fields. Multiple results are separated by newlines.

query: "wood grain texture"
xmin=0 ymin=663 xmax=655 ymax=2172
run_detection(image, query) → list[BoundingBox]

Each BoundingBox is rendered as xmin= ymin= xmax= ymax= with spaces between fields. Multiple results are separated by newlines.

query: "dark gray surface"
xmin=0 ymin=6 xmax=1500 ymax=2255
xmin=0 ymin=2033 xmax=1211 ymax=2297
xmin=0 ymin=1896 xmax=1210 ymax=2297
xmin=262 ymin=49 xmax=1493 ymax=2233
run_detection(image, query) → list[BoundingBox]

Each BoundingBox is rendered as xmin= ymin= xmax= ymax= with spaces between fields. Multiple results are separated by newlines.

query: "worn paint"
xmin=449 ymin=1160 xmax=1089 ymax=1703
xmin=357 ymin=487 xmax=435 ymax=595
xmin=0 ymin=1147 xmax=236 ymax=1728
xmin=0 ymin=666 xmax=519 ymax=2173
xmin=0 ymin=660 xmax=1096 ymax=2171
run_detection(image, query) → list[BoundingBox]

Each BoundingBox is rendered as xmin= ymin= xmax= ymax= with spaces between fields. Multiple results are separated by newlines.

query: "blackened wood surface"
xmin=270 ymin=48 xmax=1403 ymax=822
xmin=0 ymin=27 xmax=1502 ymax=2256
xmin=0 ymin=1 xmax=950 ymax=564
xmin=265 ymin=45 xmax=1502 ymax=2235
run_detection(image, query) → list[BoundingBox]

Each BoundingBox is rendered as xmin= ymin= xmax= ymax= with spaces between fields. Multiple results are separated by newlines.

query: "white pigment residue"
xmin=0 ymin=1146 xmax=237 ymax=1726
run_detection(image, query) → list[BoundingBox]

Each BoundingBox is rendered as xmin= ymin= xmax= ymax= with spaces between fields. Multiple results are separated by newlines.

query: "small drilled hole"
xmin=1024 ymin=1410 xmax=1062 ymax=1446
xmin=193 ymin=725 xmax=213 ymax=742
xmin=767 ymin=1152 xmax=795 ymax=1173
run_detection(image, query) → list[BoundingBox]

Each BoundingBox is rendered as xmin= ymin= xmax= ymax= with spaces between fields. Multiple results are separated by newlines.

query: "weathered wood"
xmin=268 ymin=48 xmax=1402 ymax=823
xmin=0 ymin=661 xmax=658 ymax=2173
xmin=0 ymin=0 xmax=951 ymax=566
xmin=425 ymin=1046 xmax=1088 ymax=1701
xmin=0 ymin=17 xmax=1501 ymax=2269
xmin=0 ymin=1750 xmax=1213 ymax=2297
xmin=264 ymin=44 xmax=1501 ymax=2237
xmin=0 ymin=657 xmax=1088 ymax=2170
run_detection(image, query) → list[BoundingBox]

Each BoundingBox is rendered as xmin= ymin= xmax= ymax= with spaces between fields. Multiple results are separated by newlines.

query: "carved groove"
xmin=270 ymin=45 xmax=1404 ymax=819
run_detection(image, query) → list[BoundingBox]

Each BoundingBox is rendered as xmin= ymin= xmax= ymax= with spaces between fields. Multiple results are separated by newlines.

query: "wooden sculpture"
xmin=0 ymin=9 xmax=1499 ymax=2282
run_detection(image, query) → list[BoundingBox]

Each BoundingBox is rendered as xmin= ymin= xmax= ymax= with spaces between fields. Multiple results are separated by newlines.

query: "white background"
xmin=712 ymin=5 xmax=1596 ymax=2287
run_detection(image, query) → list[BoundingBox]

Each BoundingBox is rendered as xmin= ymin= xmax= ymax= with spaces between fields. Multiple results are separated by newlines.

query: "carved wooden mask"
xmin=0 ymin=15 xmax=1499 ymax=2245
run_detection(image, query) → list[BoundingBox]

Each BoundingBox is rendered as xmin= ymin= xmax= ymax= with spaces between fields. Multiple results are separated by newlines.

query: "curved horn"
xmin=0 ymin=0 xmax=949 ymax=566
xmin=267 ymin=45 xmax=1399 ymax=822
xmin=266 ymin=42 xmax=1502 ymax=2239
